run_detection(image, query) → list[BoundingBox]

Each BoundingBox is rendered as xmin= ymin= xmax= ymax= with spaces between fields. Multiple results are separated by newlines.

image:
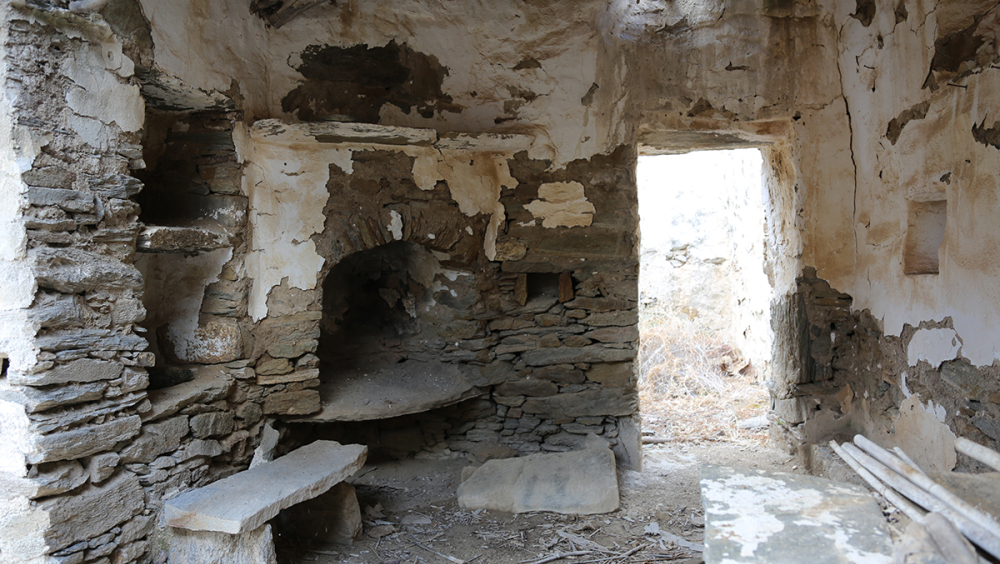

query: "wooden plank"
xmin=165 ymin=441 xmax=367 ymax=534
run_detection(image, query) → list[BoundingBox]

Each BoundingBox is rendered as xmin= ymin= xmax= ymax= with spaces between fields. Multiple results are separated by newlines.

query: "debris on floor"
xmin=275 ymin=442 xmax=791 ymax=563
xmin=700 ymin=464 xmax=894 ymax=564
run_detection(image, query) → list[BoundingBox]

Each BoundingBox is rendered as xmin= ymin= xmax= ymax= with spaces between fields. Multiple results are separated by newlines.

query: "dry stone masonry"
xmin=0 ymin=0 xmax=998 ymax=562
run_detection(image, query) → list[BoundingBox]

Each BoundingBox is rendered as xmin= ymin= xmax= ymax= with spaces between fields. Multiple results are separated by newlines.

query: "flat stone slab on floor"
xmin=458 ymin=440 xmax=619 ymax=515
xmin=164 ymin=440 xmax=367 ymax=534
xmin=700 ymin=465 xmax=894 ymax=564
xmin=294 ymin=361 xmax=480 ymax=422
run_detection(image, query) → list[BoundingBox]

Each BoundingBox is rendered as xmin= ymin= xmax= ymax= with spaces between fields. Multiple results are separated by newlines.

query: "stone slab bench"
xmin=165 ymin=440 xmax=367 ymax=534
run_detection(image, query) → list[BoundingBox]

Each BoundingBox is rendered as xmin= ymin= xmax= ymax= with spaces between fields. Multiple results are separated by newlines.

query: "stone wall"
xmin=772 ymin=266 xmax=1000 ymax=477
xmin=0 ymin=3 xmax=153 ymax=563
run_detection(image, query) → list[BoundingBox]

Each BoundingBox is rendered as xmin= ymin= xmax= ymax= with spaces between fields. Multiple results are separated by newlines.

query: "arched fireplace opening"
xmin=320 ymin=240 xmax=452 ymax=371
xmin=305 ymin=241 xmax=489 ymax=423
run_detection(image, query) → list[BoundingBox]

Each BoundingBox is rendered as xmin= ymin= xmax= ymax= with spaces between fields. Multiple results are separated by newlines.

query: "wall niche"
xmin=903 ymin=199 xmax=947 ymax=275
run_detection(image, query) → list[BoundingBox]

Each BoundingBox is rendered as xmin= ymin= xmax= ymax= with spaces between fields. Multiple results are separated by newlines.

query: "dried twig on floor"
xmin=519 ymin=550 xmax=593 ymax=564
xmin=409 ymin=535 xmax=468 ymax=564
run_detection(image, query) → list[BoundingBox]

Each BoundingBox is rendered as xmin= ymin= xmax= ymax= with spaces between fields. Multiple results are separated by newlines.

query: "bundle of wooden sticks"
xmin=832 ymin=435 xmax=1000 ymax=563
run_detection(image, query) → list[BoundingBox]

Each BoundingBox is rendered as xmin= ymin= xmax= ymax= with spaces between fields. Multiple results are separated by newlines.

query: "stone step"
xmin=164 ymin=440 xmax=367 ymax=534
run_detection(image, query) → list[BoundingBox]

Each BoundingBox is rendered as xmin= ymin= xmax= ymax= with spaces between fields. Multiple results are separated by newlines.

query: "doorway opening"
xmin=637 ymin=148 xmax=773 ymax=444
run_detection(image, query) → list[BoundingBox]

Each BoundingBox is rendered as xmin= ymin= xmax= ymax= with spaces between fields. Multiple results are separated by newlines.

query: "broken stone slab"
xmin=520 ymin=388 xmax=638 ymax=419
xmin=520 ymin=344 xmax=636 ymax=366
xmin=700 ymin=465 xmax=894 ymax=564
xmin=168 ymin=523 xmax=276 ymax=564
xmin=292 ymin=361 xmax=479 ymax=422
xmin=0 ymin=378 xmax=107 ymax=413
xmin=28 ymin=415 xmax=142 ymax=464
xmin=164 ymin=440 xmax=367 ymax=534
xmin=142 ymin=367 xmax=233 ymax=422
xmin=262 ymin=389 xmax=321 ymax=415
xmin=457 ymin=438 xmax=619 ymax=515
xmin=137 ymin=225 xmax=233 ymax=253
xmin=30 ymin=247 xmax=144 ymax=293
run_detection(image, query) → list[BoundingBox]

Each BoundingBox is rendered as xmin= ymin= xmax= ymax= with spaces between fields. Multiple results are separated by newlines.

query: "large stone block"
xmin=0 ymin=379 xmax=107 ymax=413
xmin=37 ymin=473 xmax=145 ymax=553
xmin=29 ymin=416 xmax=142 ymax=464
xmin=458 ymin=439 xmax=619 ymax=514
xmin=35 ymin=329 xmax=147 ymax=353
xmin=163 ymin=317 xmax=246 ymax=364
xmin=262 ymin=390 xmax=321 ymax=415
xmin=581 ymin=310 xmax=638 ymax=327
xmin=30 ymin=247 xmax=143 ymax=293
xmin=521 ymin=345 xmax=636 ymax=366
xmin=496 ymin=379 xmax=558 ymax=397
xmin=521 ymin=389 xmax=637 ymax=419
xmin=0 ymin=460 xmax=88 ymax=500
xmin=26 ymin=186 xmax=95 ymax=213
xmin=585 ymin=362 xmax=634 ymax=387
xmin=189 ymin=412 xmax=234 ymax=439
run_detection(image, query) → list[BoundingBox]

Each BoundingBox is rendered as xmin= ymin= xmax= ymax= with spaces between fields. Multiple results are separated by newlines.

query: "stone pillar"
xmin=0 ymin=3 xmax=151 ymax=562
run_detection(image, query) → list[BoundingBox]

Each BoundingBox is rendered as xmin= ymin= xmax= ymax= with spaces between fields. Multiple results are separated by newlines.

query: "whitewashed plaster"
xmin=434 ymin=150 xmax=517 ymax=261
xmin=234 ymin=123 xmax=331 ymax=321
xmin=907 ymin=328 xmax=961 ymax=367
xmin=136 ymin=0 xmax=271 ymax=116
xmin=137 ymin=0 xmax=627 ymax=168
xmin=237 ymin=121 xmax=524 ymax=319
xmin=835 ymin=0 xmax=1000 ymax=366
xmin=894 ymin=395 xmax=957 ymax=473
xmin=61 ymin=27 xmax=143 ymax=136
xmin=0 ymin=12 xmax=36 ymax=374
xmin=524 ymin=182 xmax=595 ymax=228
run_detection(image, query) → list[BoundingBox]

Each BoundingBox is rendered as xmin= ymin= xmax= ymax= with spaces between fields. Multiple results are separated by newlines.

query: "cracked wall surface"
xmin=1 ymin=0 xmax=1000 ymax=561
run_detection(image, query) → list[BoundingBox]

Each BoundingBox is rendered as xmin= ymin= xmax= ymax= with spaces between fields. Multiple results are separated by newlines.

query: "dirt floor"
xmin=274 ymin=441 xmax=802 ymax=564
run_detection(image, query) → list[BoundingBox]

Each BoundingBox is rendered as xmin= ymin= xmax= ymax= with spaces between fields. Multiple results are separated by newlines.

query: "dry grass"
xmin=638 ymin=311 xmax=769 ymax=445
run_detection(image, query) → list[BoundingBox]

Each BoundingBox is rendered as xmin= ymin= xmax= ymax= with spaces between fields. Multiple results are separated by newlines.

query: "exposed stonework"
xmin=1 ymin=0 xmax=999 ymax=560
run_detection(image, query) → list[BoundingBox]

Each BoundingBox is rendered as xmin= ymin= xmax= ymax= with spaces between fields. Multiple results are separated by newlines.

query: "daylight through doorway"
xmin=637 ymin=149 xmax=773 ymax=444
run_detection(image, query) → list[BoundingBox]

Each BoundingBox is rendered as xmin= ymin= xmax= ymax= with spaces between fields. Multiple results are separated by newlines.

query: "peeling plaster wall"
xmin=835 ymin=0 xmax=1000 ymax=368
xmin=236 ymin=122 xmax=523 ymax=321
xmin=136 ymin=0 xmax=629 ymax=167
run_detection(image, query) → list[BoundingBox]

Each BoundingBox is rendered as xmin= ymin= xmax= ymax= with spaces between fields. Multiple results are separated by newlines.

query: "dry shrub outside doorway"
xmin=638 ymin=312 xmax=769 ymax=445
xmin=636 ymin=150 xmax=771 ymax=447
